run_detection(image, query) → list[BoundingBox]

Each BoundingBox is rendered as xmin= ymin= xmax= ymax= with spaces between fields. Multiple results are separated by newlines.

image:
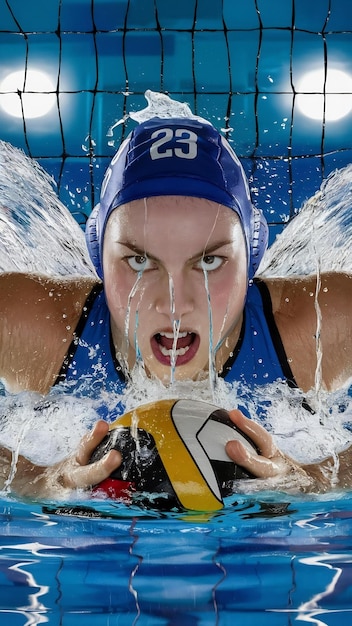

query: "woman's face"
xmin=103 ymin=196 xmax=248 ymax=382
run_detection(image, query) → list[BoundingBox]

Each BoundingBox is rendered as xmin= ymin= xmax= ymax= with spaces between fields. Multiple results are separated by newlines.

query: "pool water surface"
xmin=1 ymin=492 xmax=352 ymax=625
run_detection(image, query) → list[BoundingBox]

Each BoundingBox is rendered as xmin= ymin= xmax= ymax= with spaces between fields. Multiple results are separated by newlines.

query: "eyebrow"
xmin=114 ymin=239 xmax=236 ymax=263
xmin=189 ymin=240 xmax=235 ymax=262
xmin=115 ymin=241 xmax=159 ymax=263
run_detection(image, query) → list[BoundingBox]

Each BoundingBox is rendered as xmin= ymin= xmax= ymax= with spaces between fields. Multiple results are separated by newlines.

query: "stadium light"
xmin=0 ymin=69 xmax=56 ymax=119
xmin=296 ymin=68 xmax=352 ymax=122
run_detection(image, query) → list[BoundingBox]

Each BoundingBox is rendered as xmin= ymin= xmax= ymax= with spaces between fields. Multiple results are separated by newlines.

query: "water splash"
xmin=105 ymin=90 xmax=209 ymax=147
xmin=107 ymin=114 xmax=129 ymax=137
xmin=2 ymin=418 xmax=32 ymax=494
xmin=1 ymin=374 xmax=351 ymax=480
xmin=307 ymin=184 xmax=324 ymax=418
xmin=259 ymin=164 xmax=352 ymax=277
xmin=221 ymin=382 xmax=352 ymax=496
xmin=0 ymin=141 xmax=95 ymax=277
xmin=202 ymin=268 xmax=217 ymax=398
xmin=166 ymin=273 xmax=179 ymax=384
xmin=168 ymin=272 xmax=176 ymax=317
xmin=313 ymin=256 xmax=324 ymax=421
xmin=130 ymin=90 xmax=208 ymax=124
xmin=123 ymin=270 xmax=144 ymax=373
xmin=0 ymin=391 xmax=99 ymax=466
xmin=170 ymin=318 xmax=181 ymax=385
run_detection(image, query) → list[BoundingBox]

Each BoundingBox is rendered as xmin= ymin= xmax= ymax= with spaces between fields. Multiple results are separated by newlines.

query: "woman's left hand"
xmin=225 ymin=410 xmax=316 ymax=492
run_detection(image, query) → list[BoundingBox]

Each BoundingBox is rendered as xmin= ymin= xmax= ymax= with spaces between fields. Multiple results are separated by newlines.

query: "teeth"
xmin=159 ymin=345 xmax=190 ymax=357
xmin=159 ymin=331 xmax=189 ymax=339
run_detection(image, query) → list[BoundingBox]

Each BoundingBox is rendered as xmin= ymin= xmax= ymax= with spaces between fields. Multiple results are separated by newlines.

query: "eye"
xmin=126 ymin=255 xmax=153 ymax=272
xmin=197 ymin=255 xmax=224 ymax=272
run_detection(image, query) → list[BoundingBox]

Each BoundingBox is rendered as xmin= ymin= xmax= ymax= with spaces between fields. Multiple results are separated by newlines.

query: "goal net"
xmin=0 ymin=0 xmax=351 ymax=241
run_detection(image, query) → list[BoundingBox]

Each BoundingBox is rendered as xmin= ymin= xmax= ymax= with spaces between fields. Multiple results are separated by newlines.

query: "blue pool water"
xmin=2 ymin=492 xmax=352 ymax=624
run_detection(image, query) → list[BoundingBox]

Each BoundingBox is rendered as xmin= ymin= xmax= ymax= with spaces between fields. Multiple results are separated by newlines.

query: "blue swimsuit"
xmin=220 ymin=280 xmax=295 ymax=386
xmin=56 ymin=280 xmax=296 ymax=416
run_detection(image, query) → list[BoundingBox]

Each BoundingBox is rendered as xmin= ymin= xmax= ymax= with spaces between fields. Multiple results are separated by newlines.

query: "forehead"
xmin=106 ymin=196 xmax=241 ymax=239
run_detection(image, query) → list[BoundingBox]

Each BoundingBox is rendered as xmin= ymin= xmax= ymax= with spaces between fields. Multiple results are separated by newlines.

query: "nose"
xmin=155 ymin=271 xmax=194 ymax=319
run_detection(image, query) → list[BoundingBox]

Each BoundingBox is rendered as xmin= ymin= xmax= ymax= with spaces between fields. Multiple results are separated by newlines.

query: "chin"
xmin=145 ymin=361 xmax=208 ymax=385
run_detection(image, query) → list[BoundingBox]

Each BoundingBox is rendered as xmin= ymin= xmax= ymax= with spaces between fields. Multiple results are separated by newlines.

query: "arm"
xmin=269 ymin=272 xmax=352 ymax=392
xmin=226 ymin=410 xmax=341 ymax=492
xmin=1 ymin=421 xmax=122 ymax=499
xmin=0 ymin=272 xmax=97 ymax=393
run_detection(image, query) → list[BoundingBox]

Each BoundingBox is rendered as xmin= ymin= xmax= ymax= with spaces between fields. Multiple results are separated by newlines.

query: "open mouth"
xmin=151 ymin=331 xmax=200 ymax=366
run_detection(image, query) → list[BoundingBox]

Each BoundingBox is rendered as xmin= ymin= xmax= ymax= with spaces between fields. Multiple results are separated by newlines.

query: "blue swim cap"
xmin=86 ymin=117 xmax=268 ymax=279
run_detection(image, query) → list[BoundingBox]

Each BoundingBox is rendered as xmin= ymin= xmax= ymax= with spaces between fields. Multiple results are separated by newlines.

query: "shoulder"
xmin=0 ymin=271 xmax=97 ymax=297
xmin=0 ymin=272 xmax=98 ymax=317
xmin=263 ymin=272 xmax=352 ymax=317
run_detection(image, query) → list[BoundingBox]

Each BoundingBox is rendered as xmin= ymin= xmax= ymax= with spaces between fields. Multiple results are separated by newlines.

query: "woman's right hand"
xmin=225 ymin=410 xmax=322 ymax=492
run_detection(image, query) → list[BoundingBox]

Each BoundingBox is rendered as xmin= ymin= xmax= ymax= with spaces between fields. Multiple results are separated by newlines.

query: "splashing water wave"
xmin=0 ymin=140 xmax=95 ymax=277
xmin=259 ymin=164 xmax=352 ymax=277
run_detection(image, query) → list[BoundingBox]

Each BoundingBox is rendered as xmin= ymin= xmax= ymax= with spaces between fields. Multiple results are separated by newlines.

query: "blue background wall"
xmin=0 ymin=0 xmax=351 ymax=242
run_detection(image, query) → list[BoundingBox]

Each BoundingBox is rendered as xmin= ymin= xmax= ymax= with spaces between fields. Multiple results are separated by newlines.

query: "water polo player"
xmin=0 ymin=115 xmax=351 ymax=498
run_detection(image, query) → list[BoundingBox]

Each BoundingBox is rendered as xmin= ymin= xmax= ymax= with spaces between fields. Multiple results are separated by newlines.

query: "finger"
xmin=225 ymin=439 xmax=284 ymax=479
xmin=228 ymin=409 xmax=277 ymax=458
xmin=76 ymin=420 xmax=110 ymax=466
xmin=66 ymin=449 xmax=122 ymax=490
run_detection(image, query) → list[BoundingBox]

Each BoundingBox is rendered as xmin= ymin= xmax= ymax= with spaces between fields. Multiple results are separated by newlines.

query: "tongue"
xmin=158 ymin=333 xmax=193 ymax=351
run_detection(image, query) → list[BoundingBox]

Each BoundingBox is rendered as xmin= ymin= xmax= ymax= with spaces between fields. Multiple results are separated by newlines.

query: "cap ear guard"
xmin=85 ymin=203 xmax=102 ymax=278
xmin=217 ymin=135 xmax=267 ymax=278
xmin=85 ymin=135 xmax=132 ymax=279
xmin=250 ymin=205 xmax=268 ymax=278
